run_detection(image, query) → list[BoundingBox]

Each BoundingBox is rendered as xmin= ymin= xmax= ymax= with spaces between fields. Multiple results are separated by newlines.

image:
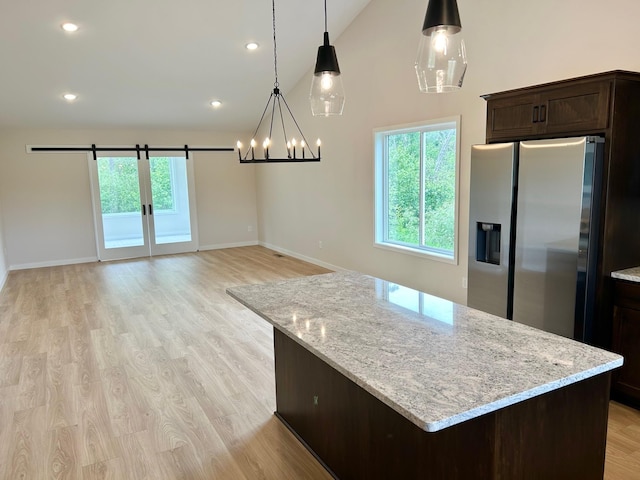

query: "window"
xmin=374 ymin=117 xmax=460 ymax=263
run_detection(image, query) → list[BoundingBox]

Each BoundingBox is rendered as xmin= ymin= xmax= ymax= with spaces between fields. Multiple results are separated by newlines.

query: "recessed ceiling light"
xmin=210 ymin=100 xmax=222 ymax=108
xmin=63 ymin=93 xmax=77 ymax=101
xmin=61 ymin=23 xmax=79 ymax=32
xmin=245 ymin=42 xmax=259 ymax=51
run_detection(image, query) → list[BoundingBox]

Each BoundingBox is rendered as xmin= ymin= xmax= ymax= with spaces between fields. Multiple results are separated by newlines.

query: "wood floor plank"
xmin=69 ymin=325 xmax=101 ymax=386
xmin=101 ymin=366 xmax=148 ymax=437
xmin=48 ymin=326 xmax=72 ymax=365
xmin=75 ymin=381 xmax=121 ymax=466
xmin=2 ymin=246 xmax=640 ymax=479
xmin=90 ymin=329 xmax=121 ymax=372
xmin=81 ymin=457 xmax=126 ymax=480
xmin=0 ymin=386 xmax=19 ymax=479
xmin=156 ymin=444 xmax=209 ymax=480
xmin=48 ymin=426 xmax=81 ymax=479
xmin=17 ymin=352 xmax=47 ymax=410
xmin=117 ymin=431 xmax=165 ymax=480
xmin=46 ymin=360 xmax=77 ymax=431
xmin=0 ymin=354 xmax=22 ymax=389
xmin=6 ymin=405 xmax=47 ymax=479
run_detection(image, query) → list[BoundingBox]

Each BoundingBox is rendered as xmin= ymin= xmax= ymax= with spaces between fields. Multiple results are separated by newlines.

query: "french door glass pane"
xmin=96 ymin=157 xmax=144 ymax=249
xmin=149 ymin=157 xmax=192 ymax=245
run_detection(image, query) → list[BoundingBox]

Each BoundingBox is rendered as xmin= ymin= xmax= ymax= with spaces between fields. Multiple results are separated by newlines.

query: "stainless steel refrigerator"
xmin=468 ymin=137 xmax=604 ymax=340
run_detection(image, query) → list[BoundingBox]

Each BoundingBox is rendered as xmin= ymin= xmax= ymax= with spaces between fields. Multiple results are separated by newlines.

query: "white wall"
xmin=0 ymin=128 xmax=257 ymax=269
xmin=255 ymin=0 xmax=640 ymax=304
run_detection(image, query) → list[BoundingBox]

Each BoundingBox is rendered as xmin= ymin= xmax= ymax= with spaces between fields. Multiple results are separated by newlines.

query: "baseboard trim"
xmin=10 ymin=256 xmax=99 ymax=271
xmin=199 ymin=241 xmax=259 ymax=251
xmin=259 ymin=242 xmax=345 ymax=272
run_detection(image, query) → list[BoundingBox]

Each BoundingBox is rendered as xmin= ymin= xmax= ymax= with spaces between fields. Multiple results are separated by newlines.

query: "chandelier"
xmin=237 ymin=0 xmax=321 ymax=163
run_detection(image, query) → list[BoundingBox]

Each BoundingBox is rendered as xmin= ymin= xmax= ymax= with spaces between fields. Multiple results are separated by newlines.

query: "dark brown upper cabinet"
xmin=484 ymin=74 xmax=612 ymax=142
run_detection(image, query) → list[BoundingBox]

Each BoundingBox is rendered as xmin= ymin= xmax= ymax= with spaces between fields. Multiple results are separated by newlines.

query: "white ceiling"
xmin=0 ymin=0 xmax=371 ymax=131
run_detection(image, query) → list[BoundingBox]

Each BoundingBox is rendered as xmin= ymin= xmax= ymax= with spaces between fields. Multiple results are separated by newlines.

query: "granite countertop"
xmin=612 ymin=266 xmax=640 ymax=283
xmin=227 ymin=271 xmax=622 ymax=433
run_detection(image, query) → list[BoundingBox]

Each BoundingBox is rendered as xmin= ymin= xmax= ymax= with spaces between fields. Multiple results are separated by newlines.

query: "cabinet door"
xmin=486 ymin=93 xmax=541 ymax=142
xmin=611 ymin=305 xmax=640 ymax=400
xmin=541 ymin=81 xmax=611 ymax=135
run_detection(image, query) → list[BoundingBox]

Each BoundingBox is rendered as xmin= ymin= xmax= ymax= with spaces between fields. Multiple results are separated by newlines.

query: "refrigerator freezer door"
xmin=468 ymin=143 xmax=516 ymax=318
xmin=513 ymin=137 xmax=590 ymax=338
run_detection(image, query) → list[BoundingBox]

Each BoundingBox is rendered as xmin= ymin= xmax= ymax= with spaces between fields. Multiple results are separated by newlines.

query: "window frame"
xmin=374 ymin=116 xmax=461 ymax=265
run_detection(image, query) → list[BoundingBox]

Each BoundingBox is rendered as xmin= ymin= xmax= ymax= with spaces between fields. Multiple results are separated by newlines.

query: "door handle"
xmin=142 ymin=204 xmax=146 ymax=216
xmin=148 ymin=204 xmax=153 ymax=215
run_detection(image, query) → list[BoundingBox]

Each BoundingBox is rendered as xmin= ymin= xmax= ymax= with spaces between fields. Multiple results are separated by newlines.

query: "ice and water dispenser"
xmin=476 ymin=222 xmax=501 ymax=265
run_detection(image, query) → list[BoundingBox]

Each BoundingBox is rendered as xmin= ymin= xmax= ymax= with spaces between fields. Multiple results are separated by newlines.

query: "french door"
xmin=89 ymin=152 xmax=198 ymax=261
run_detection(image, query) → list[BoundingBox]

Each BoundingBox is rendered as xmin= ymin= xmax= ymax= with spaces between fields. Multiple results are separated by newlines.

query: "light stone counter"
xmin=227 ymin=271 xmax=622 ymax=432
xmin=612 ymin=266 xmax=640 ymax=283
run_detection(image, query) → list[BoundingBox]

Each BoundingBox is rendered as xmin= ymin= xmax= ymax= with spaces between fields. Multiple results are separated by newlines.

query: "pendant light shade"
xmin=310 ymin=0 xmax=345 ymax=116
xmin=415 ymin=0 xmax=467 ymax=93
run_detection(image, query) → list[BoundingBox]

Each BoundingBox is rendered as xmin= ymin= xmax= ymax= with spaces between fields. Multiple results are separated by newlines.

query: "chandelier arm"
xmin=275 ymin=96 xmax=289 ymax=155
xmin=244 ymin=92 xmax=276 ymax=159
xmin=279 ymin=94 xmax=317 ymax=159
xmin=268 ymin=93 xmax=278 ymax=142
xmin=251 ymin=92 xmax=275 ymax=141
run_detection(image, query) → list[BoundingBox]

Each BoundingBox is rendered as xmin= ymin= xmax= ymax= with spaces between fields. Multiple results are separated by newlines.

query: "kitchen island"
xmin=227 ymin=271 xmax=622 ymax=479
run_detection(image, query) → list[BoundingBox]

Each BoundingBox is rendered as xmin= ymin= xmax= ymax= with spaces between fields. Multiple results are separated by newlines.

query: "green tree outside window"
xmin=97 ymin=157 xmax=175 ymax=214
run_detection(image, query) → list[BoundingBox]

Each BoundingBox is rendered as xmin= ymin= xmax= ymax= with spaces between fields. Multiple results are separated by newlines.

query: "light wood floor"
xmin=0 ymin=245 xmax=639 ymax=479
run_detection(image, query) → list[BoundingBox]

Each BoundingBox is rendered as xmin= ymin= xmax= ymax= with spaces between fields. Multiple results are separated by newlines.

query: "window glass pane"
xmin=423 ymin=128 xmax=456 ymax=252
xmin=386 ymin=132 xmax=420 ymax=245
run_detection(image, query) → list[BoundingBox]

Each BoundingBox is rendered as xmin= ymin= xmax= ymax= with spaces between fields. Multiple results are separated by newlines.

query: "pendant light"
xmin=237 ymin=0 xmax=320 ymax=163
xmin=415 ymin=0 xmax=467 ymax=93
xmin=309 ymin=0 xmax=345 ymax=116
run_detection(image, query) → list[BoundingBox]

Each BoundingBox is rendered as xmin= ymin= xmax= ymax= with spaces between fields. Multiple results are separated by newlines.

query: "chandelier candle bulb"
xmin=251 ymin=139 xmax=257 ymax=159
xmin=317 ymin=138 xmax=322 ymax=157
xmin=292 ymin=138 xmax=297 ymax=159
xmin=301 ymin=140 xmax=306 ymax=159
xmin=236 ymin=141 xmax=242 ymax=160
xmin=264 ymin=138 xmax=270 ymax=159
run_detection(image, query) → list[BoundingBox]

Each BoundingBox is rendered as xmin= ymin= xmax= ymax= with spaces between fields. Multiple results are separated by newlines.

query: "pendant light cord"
xmin=272 ymin=0 xmax=279 ymax=88
xmin=324 ymin=0 xmax=328 ymax=33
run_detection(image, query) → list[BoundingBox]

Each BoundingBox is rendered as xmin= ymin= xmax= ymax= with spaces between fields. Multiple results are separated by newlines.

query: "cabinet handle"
xmin=148 ymin=204 xmax=153 ymax=215
xmin=532 ymin=106 xmax=539 ymax=123
xmin=540 ymin=104 xmax=547 ymax=123
xmin=142 ymin=204 xmax=146 ymax=216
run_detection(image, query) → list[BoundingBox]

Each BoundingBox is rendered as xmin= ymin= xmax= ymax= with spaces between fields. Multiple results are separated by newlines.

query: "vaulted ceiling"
xmin=0 ymin=0 xmax=371 ymax=130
